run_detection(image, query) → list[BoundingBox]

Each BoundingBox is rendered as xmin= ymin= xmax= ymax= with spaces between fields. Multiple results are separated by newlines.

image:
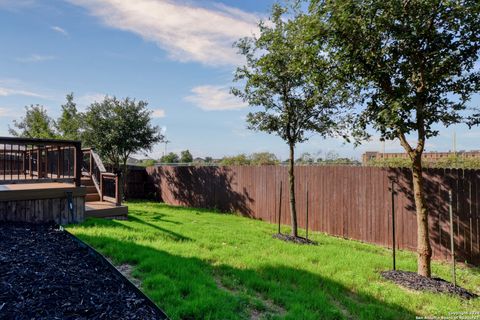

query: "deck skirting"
xmin=0 ymin=183 xmax=86 ymax=224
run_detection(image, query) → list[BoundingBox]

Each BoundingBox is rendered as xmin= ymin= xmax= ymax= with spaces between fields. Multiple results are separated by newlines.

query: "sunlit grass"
xmin=68 ymin=200 xmax=480 ymax=319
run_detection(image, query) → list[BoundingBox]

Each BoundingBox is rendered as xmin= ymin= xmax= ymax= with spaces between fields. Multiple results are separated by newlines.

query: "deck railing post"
xmin=74 ymin=142 xmax=82 ymax=187
xmin=89 ymin=150 xmax=93 ymax=176
xmin=29 ymin=149 xmax=33 ymax=177
xmin=36 ymin=148 xmax=41 ymax=178
xmin=22 ymin=149 xmax=26 ymax=176
xmin=100 ymin=173 xmax=104 ymax=201
xmin=44 ymin=147 xmax=48 ymax=178
xmin=57 ymin=147 xmax=61 ymax=178
xmin=115 ymin=174 xmax=121 ymax=206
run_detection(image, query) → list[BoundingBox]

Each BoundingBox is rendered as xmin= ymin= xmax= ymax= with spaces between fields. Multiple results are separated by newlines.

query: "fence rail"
xmin=127 ymin=165 xmax=480 ymax=265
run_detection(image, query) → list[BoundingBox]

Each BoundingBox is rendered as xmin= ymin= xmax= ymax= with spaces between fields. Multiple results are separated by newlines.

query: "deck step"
xmin=85 ymin=201 xmax=128 ymax=219
xmin=81 ymin=178 xmax=94 ymax=187
xmin=86 ymin=193 xmax=100 ymax=202
xmin=86 ymin=185 xmax=97 ymax=194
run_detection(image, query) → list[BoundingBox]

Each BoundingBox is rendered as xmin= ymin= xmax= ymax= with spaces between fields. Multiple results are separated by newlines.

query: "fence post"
xmin=278 ymin=180 xmax=282 ymax=234
xmin=306 ymin=181 xmax=309 ymax=241
xmin=449 ymin=190 xmax=456 ymax=286
xmin=391 ymin=180 xmax=396 ymax=271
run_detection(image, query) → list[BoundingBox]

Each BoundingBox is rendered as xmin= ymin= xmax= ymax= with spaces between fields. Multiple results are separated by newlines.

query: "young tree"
xmin=220 ymin=154 xmax=251 ymax=166
xmin=83 ymin=96 xmax=163 ymax=197
xmin=315 ymin=0 xmax=480 ymax=276
xmin=204 ymin=156 xmax=213 ymax=164
xmin=160 ymin=152 xmax=179 ymax=164
xmin=296 ymin=152 xmax=315 ymax=165
xmin=56 ymin=93 xmax=83 ymax=141
xmin=233 ymin=4 xmax=351 ymax=238
xmin=9 ymin=105 xmax=57 ymax=138
xmin=139 ymin=159 xmax=156 ymax=167
xmin=250 ymin=152 xmax=279 ymax=165
xmin=180 ymin=150 xmax=193 ymax=163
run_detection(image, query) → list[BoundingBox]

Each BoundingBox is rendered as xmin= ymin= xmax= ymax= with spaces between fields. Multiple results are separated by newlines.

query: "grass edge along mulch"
xmin=381 ymin=270 xmax=478 ymax=300
xmin=0 ymin=222 xmax=168 ymax=320
xmin=68 ymin=201 xmax=480 ymax=320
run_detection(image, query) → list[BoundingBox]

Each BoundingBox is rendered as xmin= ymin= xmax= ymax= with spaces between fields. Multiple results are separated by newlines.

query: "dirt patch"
xmin=381 ymin=270 xmax=477 ymax=300
xmin=116 ymin=263 xmax=142 ymax=289
xmin=214 ymin=273 xmax=286 ymax=319
xmin=273 ymin=233 xmax=317 ymax=245
xmin=0 ymin=223 xmax=166 ymax=319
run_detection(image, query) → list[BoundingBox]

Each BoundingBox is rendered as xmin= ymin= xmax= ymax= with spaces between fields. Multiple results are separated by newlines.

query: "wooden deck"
xmin=85 ymin=201 xmax=128 ymax=219
xmin=0 ymin=182 xmax=86 ymax=224
xmin=0 ymin=137 xmax=127 ymax=223
xmin=0 ymin=182 xmax=128 ymax=222
xmin=0 ymin=173 xmax=74 ymax=184
xmin=0 ymin=182 xmax=84 ymax=201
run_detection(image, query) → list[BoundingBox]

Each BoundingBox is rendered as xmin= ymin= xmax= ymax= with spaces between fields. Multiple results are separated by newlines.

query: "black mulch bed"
xmin=272 ymin=233 xmax=317 ymax=245
xmin=0 ymin=223 xmax=167 ymax=320
xmin=381 ymin=270 xmax=478 ymax=300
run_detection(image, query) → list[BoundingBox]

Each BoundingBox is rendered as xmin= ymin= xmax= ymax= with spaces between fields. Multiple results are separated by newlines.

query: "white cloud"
xmin=51 ymin=26 xmax=68 ymax=36
xmin=16 ymin=54 xmax=55 ymax=63
xmin=67 ymin=0 xmax=259 ymax=66
xmin=151 ymin=108 xmax=166 ymax=118
xmin=77 ymin=93 xmax=106 ymax=106
xmin=0 ymin=107 xmax=12 ymax=117
xmin=0 ymin=86 xmax=45 ymax=98
xmin=185 ymin=85 xmax=248 ymax=111
xmin=0 ymin=107 xmax=22 ymax=118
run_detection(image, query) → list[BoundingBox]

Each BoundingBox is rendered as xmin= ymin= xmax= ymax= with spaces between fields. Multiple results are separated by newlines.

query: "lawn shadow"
xmin=124 ymin=215 xmax=192 ymax=242
xmin=147 ymin=166 xmax=255 ymax=217
xmin=127 ymin=206 xmax=183 ymax=225
xmin=389 ymin=167 xmax=478 ymax=265
xmin=74 ymin=231 xmax=419 ymax=320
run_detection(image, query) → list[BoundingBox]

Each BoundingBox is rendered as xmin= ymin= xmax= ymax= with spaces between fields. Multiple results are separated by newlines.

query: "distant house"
xmin=127 ymin=157 xmax=141 ymax=165
xmin=362 ymin=150 xmax=480 ymax=165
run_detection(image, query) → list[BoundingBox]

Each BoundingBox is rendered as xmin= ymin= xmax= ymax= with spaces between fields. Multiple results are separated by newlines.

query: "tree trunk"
xmin=288 ymin=142 xmax=298 ymax=237
xmin=411 ymin=155 xmax=432 ymax=277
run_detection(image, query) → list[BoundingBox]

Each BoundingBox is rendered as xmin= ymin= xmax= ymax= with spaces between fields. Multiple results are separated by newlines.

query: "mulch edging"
xmin=0 ymin=223 xmax=169 ymax=320
xmin=273 ymin=233 xmax=318 ymax=245
xmin=381 ymin=270 xmax=478 ymax=300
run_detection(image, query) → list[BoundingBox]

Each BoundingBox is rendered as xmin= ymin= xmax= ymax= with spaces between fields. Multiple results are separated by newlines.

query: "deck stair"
xmin=82 ymin=150 xmax=128 ymax=219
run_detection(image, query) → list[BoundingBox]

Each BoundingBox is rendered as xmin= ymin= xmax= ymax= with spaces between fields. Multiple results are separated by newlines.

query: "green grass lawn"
xmin=68 ymin=201 xmax=480 ymax=319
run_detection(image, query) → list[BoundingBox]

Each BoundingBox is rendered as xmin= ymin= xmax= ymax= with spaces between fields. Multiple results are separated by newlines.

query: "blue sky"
xmin=0 ymin=0 xmax=479 ymax=161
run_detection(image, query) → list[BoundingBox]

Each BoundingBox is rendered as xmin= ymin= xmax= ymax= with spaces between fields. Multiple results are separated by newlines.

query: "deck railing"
xmin=0 ymin=137 xmax=82 ymax=186
xmin=82 ymin=148 xmax=121 ymax=205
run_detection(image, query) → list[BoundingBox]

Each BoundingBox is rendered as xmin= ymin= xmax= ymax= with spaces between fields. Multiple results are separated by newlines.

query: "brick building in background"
xmin=362 ymin=150 xmax=480 ymax=165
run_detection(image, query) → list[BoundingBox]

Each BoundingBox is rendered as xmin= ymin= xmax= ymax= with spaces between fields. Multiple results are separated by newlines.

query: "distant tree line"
xmin=295 ymin=151 xmax=360 ymax=166
xmin=369 ymin=155 xmax=480 ymax=170
xmin=158 ymin=150 xmax=193 ymax=164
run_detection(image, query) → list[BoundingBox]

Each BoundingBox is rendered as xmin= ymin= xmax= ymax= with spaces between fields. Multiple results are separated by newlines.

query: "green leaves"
xmin=9 ymin=105 xmax=57 ymax=139
xmin=56 ymin=93 xmax=83 ymax=141
xmin=318 ymin=0 xmax=480 ymax=145
xmin=233 ymin=3 xmax=353 ymax=146
xmin=83 ymin=96 xmax=163 ymax=168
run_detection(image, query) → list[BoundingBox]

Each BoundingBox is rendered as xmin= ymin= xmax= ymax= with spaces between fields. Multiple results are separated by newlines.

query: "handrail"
xmin=82 ymin=149 xmax=121 ymax=206
xmin=0 ymin=137 xmax=82 ymax=186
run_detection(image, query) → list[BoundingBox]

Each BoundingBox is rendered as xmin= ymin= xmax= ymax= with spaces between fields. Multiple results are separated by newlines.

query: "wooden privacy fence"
xmin=129 ymin=165 xmax=480 ymax=265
